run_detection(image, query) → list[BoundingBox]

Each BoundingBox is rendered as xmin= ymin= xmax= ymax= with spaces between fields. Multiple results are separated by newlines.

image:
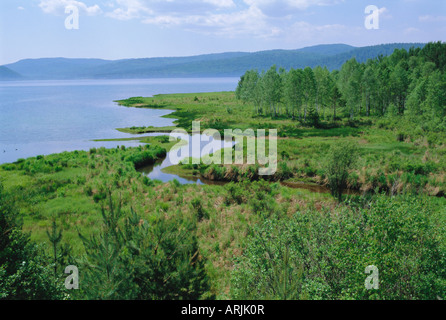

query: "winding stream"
xmin=137 ymin=132 xmax=233 ymax=185
xmin=137 ymin=132 xmax=344 ymax=194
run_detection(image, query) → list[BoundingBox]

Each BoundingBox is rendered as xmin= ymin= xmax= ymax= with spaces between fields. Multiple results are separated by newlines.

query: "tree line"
xmin=236 ymin=41 xmax=446 ymax=130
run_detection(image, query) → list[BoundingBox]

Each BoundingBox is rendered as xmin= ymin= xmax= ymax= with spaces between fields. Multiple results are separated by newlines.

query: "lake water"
xmin=0 ymin=78 xmax=341 ymax=193
xmin=0 ymin=78 xmax=238 ymax=164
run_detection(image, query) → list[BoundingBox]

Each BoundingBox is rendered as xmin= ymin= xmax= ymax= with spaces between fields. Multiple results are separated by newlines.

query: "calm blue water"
xmin=139 ymin=132 xmax=234 ymax=184
xmin=0 ymin=78 xmax=238 ymax=164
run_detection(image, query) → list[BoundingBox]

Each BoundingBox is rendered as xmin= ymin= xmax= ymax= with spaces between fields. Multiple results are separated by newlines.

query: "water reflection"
xmin=138 ymin=132 xmax=233 ymax=185
xmin=139 ymin=133 xmax=354 ymax=195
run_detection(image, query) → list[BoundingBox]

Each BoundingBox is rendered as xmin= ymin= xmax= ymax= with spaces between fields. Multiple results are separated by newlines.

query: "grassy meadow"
xmin=117 ymin=92 xmax=446 ymax=196
xmin=1 ymin=91 xmax=445 ymax=299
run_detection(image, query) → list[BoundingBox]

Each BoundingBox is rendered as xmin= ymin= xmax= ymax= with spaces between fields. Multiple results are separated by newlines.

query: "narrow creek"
xmin=137 ymin=132 xmax=343 ymax=194
xmin=137 ymin=132 xmax=232 ymax=185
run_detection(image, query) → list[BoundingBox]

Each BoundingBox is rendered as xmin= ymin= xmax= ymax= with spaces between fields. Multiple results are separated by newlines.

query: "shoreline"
xmin=2 ymin=90 xmax=445 ymax=197
xmin=113 ymin=91 xmax=446 ymax=198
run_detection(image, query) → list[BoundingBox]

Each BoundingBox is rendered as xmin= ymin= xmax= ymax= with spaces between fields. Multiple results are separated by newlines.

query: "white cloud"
xmin=39 ymin=0 xmax=102 ymax=16
xmin=38 ymin=0 xmax=346 ymax=39
xmin=203 ymin=0 xmax=235 ymax=9
xmin=106 ymin=0 xmax=151 ymax=20
xmin=419 ymin=15 xmax=446 ymax=22
xmin=104 ymin=0 xmax=344 ymax=38
xmin=286 ymin=21 xmax=347 ymax=42
xmin=378 ymin=7 xmax=388 ymax=16
xmin=17 ymin=6 xmax=25 ymax=10
xmin=108 ymin=0 xmax=236 ymax=16
xmin=243 ymin=0 xmax=344 ymax=18
xmin=105 ymin=0 xmax=267 ymax=36
xmin=377 ymin=7 xmax=392 ymax=19
xmin=404 ymin=27 xmax=420 ymax=34
xmin=142 ymin=5 xmax=272 ymax=37
xmin=244 ymin=0 xmax=341 ymax=10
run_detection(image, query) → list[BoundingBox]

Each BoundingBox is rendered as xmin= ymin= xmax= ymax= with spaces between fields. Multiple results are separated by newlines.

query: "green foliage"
xmin=77 ymin=193 xmax=212 ymax=300
xmin=124 ymin=145 xmax=166 ymax=169
xmin=235 ymin=42 xmax=446 ymax=130
xmin=1 ymin=41 xmax=446 ymax=301
xmin=191 ymin=198 xmax=209 ymax=221
xmin=306 ymin=105 xmax=320 ymax=128
xmin=224 ymin=181 xmax=249 ymax=205
xmin=0 ymin=183 xmax=66 ymax=300
xmin=46 ymin=220 xmax=63 ymax=276
xmin=231 ymin=194 xmax=445 ymax=300
xmin=325 ymin=141 xmax=358 ymax=201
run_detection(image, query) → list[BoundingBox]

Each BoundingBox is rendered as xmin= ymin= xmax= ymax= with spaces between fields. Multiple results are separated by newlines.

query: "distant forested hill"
xmin=0 ymin=66 xmax=23 ymax=80
xmin=2 ymin=58 xmax=111 ymax=79
xmin=1 ymin=43 xmax=426 ymax=80
xmin=319 ymin=43 xmax=427 ymax=68
xmin=297 ymin=43 xmax=356 ymax=56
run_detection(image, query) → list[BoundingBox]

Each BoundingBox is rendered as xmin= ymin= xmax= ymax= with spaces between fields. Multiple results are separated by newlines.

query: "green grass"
xmin=0 ymin=144 xmax=167 ymax=252
xmin=1 ymin=91 xmax=445 ymax=300
xmin=1 ymin=141 xmax=339 ymax=298
xmin=116 ymin=126 xmax=179 ymax=134
xmin=115 ymin=92 xmax=446 ymax=196
xmin=93 ymin=134 xmax=186 ymax=151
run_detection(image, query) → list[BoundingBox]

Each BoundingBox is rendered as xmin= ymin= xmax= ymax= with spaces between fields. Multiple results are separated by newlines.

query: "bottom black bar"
xmin=1 ymin=300 xmax=444 ymax=318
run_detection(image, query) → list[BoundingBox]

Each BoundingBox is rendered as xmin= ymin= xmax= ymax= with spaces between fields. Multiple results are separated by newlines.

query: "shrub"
xmin=396 ymin=132 xmax=407 ymax=142
xmin=224 ymin=182 xmax=245 ymax=205
xmin=84 ymin=185 xmax=93 ymax=196
xmin=93 ymin=192 xmax=106 ymax=203
xmin=324 ymin=141 xmax=359 ymax=201
xmin=306 ymin=106 xmax=320 ymax=128
xmin=78 ymin=195 xmax=212 ymax=300
xmin=191 ymin=198 xmax=208 ymax=221
xmin=231 ymin=194 xmax=445 ymax=300
xmin=204 ymin=165 xmax=226 ymax=181
xmin=276 ymin=162 xmax=293 ymax=180
xmin=156 ymin=135 xmax=170 ymax=144
xmin=0 ymin=183 xmax=66 ymax=300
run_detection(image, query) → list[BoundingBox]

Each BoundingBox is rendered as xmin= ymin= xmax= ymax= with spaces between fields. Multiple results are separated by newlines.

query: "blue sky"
xmin=0 ymin=0 xmax=445 ymax=65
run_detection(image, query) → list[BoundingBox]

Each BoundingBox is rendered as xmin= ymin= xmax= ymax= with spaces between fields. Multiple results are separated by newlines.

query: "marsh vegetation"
xmin=1 ymin=42 xmax=445 ymax=300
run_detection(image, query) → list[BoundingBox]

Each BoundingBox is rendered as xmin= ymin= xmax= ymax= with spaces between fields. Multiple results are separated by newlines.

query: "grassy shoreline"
xmin=3 ymin=42 xmax=446 ymax=300
xmin=92 ymin=134 xmax=187 ymax=151
xmin=116 ymin=92 xmax=446 ymax=197
xmin=1 ymin=91 xmax=445 ymax=300
xmin=0 ymin=138 xmax=340 ymax=298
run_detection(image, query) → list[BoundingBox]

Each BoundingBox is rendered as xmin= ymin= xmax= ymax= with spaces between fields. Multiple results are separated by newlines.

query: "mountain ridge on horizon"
xmin=0 ymin=43 xmax=426 ymax=80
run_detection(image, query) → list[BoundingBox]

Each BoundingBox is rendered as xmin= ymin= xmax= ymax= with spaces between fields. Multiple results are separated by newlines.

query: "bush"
xmin=78 ymin=194 xmax=212 ymax=300
xmin=325 ymin=141 xmax=358 ymax=201
xmin=93 ymin=192 xmax=106 ymax=203
xmin=191 ymin=198 xmax=208 ymax=221
xmin=276 ymin=162 xmax=293 ymax=180
xmin=0 ymin=183 xmax=66 ymax=300
xmin=156 ymin=135 xmax=170 ymax=144
xmin=396 ymin=132 xmax=407 ymax=142
xmin=203 ymin=165 xmax=226 ymax=181
xmin=224 ymin=182 xmax=245 ymax=205
xmin=231 ymin=194 xmax=445 ymax=300
xmin=306 ymin=106 xmax=320 ymax=128
xmin=84 ymin=185 xmax=93 ymax=196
